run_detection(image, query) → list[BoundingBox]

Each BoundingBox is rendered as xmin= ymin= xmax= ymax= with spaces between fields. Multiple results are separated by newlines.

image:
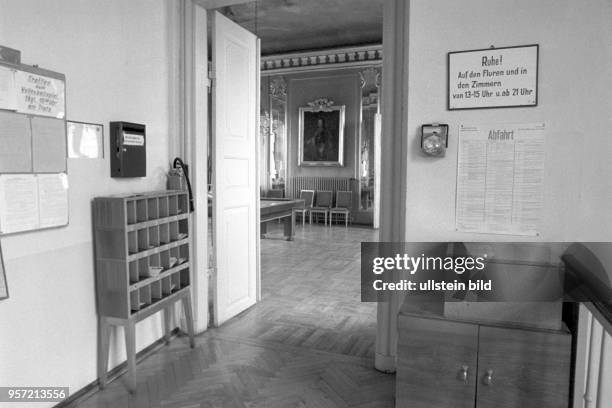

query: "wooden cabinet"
xmin=93 ymin=190 xmax=195 ymax=392
xmin=476 ymin=326 xmax=570 ymax=408
xmin=397 ymin=305 xmax=571 ymax=408
xmin=398 ymin=317 xmax=478 ymax=408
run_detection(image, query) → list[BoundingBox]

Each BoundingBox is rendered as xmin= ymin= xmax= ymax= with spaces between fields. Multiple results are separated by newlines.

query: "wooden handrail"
xmin=562 ymin=254 xmax=612 ymax=336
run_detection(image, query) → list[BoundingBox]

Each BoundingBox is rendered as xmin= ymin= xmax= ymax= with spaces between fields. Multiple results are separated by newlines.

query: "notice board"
xmin=0 ymin=60 xmax=68 ymax=234
xmin=455 ymin=123 xmax=545 ymax=236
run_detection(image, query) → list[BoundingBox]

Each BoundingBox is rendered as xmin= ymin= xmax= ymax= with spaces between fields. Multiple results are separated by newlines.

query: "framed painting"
xmin=298 ymin=98 xmax=345 ymax=166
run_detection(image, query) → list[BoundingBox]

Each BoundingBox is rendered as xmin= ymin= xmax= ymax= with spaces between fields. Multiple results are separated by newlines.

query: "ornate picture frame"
xmin=298 ymin=98 xmax=345 ymax=167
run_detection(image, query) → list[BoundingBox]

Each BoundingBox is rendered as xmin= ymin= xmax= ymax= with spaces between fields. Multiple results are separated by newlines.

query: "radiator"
xmin=286 ymin=176 xmax=352 ymax=199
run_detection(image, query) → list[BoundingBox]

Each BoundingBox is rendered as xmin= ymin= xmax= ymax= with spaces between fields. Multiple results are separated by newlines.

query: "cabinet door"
xmin=397 ymin=316 xmax=478 ymax=408
xmin=476 ymin=326 xmax=571 ymax=408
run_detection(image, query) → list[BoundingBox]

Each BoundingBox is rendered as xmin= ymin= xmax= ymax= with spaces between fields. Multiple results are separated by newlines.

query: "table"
xmin=260 ymin=198 xmax=304 ymax=241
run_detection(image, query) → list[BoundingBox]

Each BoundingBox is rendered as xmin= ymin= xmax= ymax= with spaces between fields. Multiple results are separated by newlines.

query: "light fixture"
xmin=420 ymin=123 xmax=449 ymax=157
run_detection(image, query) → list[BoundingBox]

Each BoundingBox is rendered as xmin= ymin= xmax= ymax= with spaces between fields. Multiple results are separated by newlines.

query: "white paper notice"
xmin=38 ymin=173 xmax=69 ymax=228
xmin=0 ymin=173 xmax=69 ymax=234
xmin=0 ymin=174 xmax=39 ymax=234
xmin=14 ymin=70 xmax=66 ymax=118
xmin=0 ymin=66 xmax=17 ymax=110
xmin=456 ymin=123 xmax=545 ymax=236
xmin=67 ymin=121 xmax=104 ymax=159
xmin=123 ymin=132 xmax=144 ymax=146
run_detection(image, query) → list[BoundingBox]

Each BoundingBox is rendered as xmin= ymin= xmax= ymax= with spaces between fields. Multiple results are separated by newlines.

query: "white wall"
xmin=405 ymin=0 xmax=612 ymax=243
xmin=401 ymin=1 xmax=612 ymax=405
xmin=0 ymin=0 xmax=182 ymax=403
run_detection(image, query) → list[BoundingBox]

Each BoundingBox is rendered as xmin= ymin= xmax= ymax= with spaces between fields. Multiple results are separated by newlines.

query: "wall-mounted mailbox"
xmin=110 ymin=121 xmax=146 ymax=178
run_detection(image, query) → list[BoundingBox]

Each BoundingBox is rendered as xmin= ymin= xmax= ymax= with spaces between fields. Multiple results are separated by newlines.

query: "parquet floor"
xmin=72 ymin=224 xmax=394 ymax=408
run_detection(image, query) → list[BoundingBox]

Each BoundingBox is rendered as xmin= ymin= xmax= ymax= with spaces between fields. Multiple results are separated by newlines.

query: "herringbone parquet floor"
xmin=73 ymin=224 xmax=394 ymax=408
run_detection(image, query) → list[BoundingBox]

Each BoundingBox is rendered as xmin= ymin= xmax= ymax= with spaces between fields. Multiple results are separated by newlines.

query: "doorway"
xmin=206 ymin=0 xmax=384 ymax=360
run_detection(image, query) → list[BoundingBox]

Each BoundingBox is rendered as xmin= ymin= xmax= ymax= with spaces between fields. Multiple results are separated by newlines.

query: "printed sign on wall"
xmin=448 ymin=45 xmax=538 ymax=110
xmin=14 ymin=70 xmax=66 ymax=118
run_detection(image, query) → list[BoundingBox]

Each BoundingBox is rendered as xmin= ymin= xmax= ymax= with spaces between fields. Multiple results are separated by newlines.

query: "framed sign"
xmin=298 ymin=98 xmax=345 ymax=167
xmin=448 ymin=44 xmax=538 ymax=110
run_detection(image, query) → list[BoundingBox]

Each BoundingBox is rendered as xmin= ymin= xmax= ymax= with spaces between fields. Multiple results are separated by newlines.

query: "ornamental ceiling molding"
xmin=261 ymin=44 xmax=382 ymax=76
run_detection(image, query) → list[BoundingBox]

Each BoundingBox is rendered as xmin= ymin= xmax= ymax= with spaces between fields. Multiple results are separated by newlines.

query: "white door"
xmin=212 ymin=11 xmax=259 ymax=326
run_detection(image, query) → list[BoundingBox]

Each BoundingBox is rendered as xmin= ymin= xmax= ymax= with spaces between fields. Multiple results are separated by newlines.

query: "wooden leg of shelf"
xmin=97 ymin=317 xmax=111 ymax=389
xmin=124 ymin=320 xmax=137 ymax=393
xmin=182 ymin=292 xmax=196 ymax=348
xmin=163 ymin=306 xmax=172 ymax=345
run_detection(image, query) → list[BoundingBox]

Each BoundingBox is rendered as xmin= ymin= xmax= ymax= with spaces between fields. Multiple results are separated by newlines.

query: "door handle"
xmin=483 ymin=369 xmax=494 ymax=386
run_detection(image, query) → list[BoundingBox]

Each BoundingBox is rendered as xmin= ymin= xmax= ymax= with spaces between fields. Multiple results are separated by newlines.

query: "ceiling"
xmin=216 ymin=0 xmax=383 ymax=55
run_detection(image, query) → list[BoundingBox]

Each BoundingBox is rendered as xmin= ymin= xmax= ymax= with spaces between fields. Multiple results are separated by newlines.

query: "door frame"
xmin=184 ymin=2 xmax=407 ymax=367
xmin=184 ymin=0 xmax=262 ymax=330
xmin=182 ymin=0 xmax=210 ymax=332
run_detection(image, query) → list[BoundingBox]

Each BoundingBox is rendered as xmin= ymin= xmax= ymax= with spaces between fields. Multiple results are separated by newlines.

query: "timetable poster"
xmin=455 ymin=123 xmax=545 ymax=236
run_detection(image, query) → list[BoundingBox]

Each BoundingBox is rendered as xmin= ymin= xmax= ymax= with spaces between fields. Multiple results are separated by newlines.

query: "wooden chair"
xmin=294 ymin=190 xmax=314 ymax=226
xmin=329 ymin=190 xmax=352 ymax=226
xmin=310 ymin=190 xmax=333 ymax=225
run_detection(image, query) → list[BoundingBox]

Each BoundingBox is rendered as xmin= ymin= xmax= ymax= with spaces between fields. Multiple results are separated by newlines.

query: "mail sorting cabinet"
xmin=93 ymin=190 xmax=195 ymax=392
xmin=396 ymin=302 xmax=571 ymax=408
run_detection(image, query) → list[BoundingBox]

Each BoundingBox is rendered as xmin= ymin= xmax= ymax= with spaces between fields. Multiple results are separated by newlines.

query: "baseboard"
xmin=53 ymin=328 xmax=181 ymax=408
